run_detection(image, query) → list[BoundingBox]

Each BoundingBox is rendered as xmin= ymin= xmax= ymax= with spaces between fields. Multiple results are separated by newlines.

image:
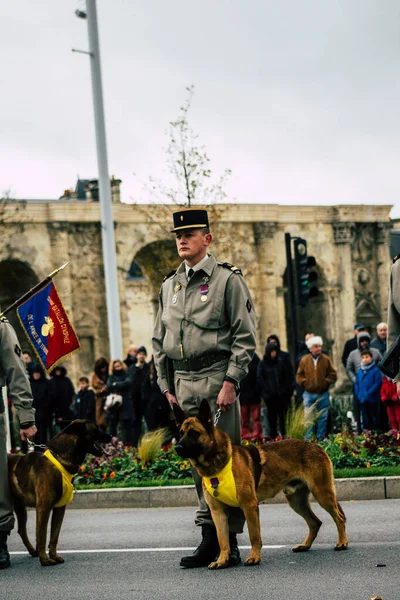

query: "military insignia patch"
xmin=163 ymin=269 xmax=177 ymax=282
xmin=218 ymin=262 xmax=242 ymax=275
xmin=246 ymin=299 xmax=252 ymax=313
xmin=14 ymin=344 xmax=22 ymax=357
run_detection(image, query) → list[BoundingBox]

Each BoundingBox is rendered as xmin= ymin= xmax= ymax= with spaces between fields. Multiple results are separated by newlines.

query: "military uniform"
xmin=153 ymin=251 xmax=256 ymax=532
xmin=0 ymin=318 xmax=35 ymax=533
xmin=387 ymin=255 xmax=400 ymax=381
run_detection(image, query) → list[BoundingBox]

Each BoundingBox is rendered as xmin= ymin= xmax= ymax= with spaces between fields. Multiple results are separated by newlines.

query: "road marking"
xmin=10 ymin=545 xmax=286 ymax=555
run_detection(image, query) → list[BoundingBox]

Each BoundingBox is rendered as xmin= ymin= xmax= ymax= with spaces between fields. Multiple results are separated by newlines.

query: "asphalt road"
xmin=3 ymin=499 xmax=399 ymax=600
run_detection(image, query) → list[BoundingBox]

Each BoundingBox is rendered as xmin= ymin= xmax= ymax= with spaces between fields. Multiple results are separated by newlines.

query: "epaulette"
xmin=218 ymin=262 xmax=242 ymax=275
xmin=393 ymin=255 xmax=400 ymax=264
xmin=0 ymin=314 xmax=8 ymax=323
xmin=163 ymin=269 xmax=177 ymax=282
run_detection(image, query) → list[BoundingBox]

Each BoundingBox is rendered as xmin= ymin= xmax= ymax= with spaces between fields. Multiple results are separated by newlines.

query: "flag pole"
xmin=0 ymin=262 xmax=70 ymax=319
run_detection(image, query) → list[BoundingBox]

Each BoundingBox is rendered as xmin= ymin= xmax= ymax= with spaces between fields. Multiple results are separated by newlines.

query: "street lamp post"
xmin=76 ymin=1 xmax=123 ymax=359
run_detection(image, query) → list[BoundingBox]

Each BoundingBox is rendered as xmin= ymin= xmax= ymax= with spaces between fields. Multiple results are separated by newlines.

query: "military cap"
xmin=171 ymin=207 xmax=209 ymax=233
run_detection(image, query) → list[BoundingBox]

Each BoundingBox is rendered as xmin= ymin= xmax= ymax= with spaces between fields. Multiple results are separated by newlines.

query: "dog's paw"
xmin=244 ymin=555 xmax=261 ymax=566
xmin=40 ymin=557 xmax=57 ymax=567
xmin=334 ymin=543 xmax=348 ymax=551
xmin=292 ymin=544 xmax=310 ymax=553
xmin=49 ymin=554 xmax=65 ymax=563
xmin=208 ymin=560 xmax=229 ymax=570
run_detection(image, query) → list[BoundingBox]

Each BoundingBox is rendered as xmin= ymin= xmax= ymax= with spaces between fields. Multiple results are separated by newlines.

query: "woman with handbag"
xmin=103 ymin=359 xmax=133 ymax=445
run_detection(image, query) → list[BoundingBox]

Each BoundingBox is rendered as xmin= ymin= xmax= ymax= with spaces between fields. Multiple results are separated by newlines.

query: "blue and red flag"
xmin=16 ymin=281 xmax=81 ymax=374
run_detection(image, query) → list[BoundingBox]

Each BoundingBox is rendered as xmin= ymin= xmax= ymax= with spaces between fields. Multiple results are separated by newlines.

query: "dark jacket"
xmin=258 ymin=343 xmax=294 ymax=403
xmin=48 ymin=366 xmax=75 ymax=421
xmin=341 ymin=337 xmax=358 ymax=368
xmin=124 ymin=353 xmax=137 ymax=369
xmin=129 ymin=362 xmax=150 ymax=406
xmin=30 ymin=367 xmax=51 ymax=423
xmin=355 ymin=363 xmax=382 ymax=405
xmin=370 ymin=337 xmax=387 ymax=355
xmin=239 ymin=354 xmax=261 ymax=406
xmin=75 ymin=387 xmax=96 ymax=422
xmin=142 ymin=366 xmax=171 ymax=430
xmin=105 ymin=370 xmax=133 ymax=421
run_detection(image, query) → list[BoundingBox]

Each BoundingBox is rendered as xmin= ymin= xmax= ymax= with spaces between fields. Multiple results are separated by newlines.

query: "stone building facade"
xmin=0 ymin=200 xmax=392 ymax=390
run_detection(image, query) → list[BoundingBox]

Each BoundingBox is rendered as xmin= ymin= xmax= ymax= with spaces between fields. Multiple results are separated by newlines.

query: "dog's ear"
xmin=61 ymin=420 xmax=87 ymax=437
xmin=173 ymin=403 xmax=186 ymax=428
xmin=198 ymin=399 xmax=213 ymax=431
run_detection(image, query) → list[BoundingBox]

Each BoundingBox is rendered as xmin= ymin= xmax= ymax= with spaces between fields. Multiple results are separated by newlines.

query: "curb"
xmin=68 ymin=476 xmax=400 ymax=510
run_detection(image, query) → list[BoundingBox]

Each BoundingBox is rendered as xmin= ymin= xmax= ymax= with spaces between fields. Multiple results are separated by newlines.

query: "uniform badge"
xmin=174 ymin=283 xmax=181 ymax=292
xmin=200 ymin=284 xmax=209 ymax=303
xmin=246 ymin=299 xmax=252 ymax=313
xmin=14 ymin=344 xmax=22 ymax=357
xmin=172 ymin=295 xmax=178 ymax=304
xmin=172 ymin=282 xmax=181 ymax=304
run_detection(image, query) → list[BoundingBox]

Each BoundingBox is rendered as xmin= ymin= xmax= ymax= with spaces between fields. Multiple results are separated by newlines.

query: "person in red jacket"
xmin=381 ymin=376 xmax=400 ymax=430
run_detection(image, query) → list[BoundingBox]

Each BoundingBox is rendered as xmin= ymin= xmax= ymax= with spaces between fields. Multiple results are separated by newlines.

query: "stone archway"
xmin=0 ymin=259 xmax=39 ymax=350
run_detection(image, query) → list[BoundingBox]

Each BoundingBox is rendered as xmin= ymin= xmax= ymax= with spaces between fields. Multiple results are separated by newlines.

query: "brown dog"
xmin=173 ymin=400 xmax=348 ymax=569
xmin=7 ymin=420 xmax=110 ymax=566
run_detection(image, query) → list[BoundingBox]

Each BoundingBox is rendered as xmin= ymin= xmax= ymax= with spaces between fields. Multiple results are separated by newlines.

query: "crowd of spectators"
xmin=9 ymin=320 xmax=397 ymax=451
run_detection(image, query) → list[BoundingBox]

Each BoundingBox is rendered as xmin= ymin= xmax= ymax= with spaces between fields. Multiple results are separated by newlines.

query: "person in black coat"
xmin=128 ymin=346 xmax=150 ymax=447
xmin=257 ymin=342 xmax=294 ymax=439
xmin=30 ymin=364 xmax=51 ymax=447
xmin=142 ymin=357 xmax=178 ymax=443
xmin=341 ymin=323 xmax=366 ymax=368
xmin=239 ymin=353 xmax=263 ymax=442
xmin=48 ymin=365 xmax=75 ymax=425
xmin=74 ymin=376 xmax=96 ymax=422
xmin=104 ymin=359 xmax=133 ymax=445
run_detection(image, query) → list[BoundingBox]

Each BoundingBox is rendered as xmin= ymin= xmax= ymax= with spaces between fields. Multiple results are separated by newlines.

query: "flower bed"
xmin=74 ymin=431 xmax=400 ymax=489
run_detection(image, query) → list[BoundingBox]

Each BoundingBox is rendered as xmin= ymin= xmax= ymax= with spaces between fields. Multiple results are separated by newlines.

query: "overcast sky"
xmin=1 ymin=0 xmax=399 ymax=217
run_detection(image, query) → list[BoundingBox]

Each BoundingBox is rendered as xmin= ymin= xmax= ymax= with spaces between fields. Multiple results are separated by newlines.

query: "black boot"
xmin=0 ymin=531 xmax=10 ymax=570
xmin=180 ymin=525 xmax=219 ymax=568
xmin=228 ymin=532 xmax=241 ymax=566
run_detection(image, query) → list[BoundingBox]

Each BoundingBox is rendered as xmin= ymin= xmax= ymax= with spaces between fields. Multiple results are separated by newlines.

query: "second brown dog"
xmin=173 ymin=400 xmax=348 ymax=569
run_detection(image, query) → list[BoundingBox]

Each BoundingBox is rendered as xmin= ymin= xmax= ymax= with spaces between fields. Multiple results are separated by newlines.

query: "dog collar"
xmin=43 ymin=450 xmax=77 ymax=507
xmin=203 ymin=457 xmax=238 ymax=507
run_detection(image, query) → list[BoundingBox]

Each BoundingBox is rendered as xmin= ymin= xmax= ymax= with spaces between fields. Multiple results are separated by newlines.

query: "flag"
xmin=17 ymin=281 xmax=81 ymax=373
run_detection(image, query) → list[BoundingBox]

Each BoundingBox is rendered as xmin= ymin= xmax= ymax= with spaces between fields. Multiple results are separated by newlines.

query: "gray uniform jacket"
xmin=388 ymin=257 xmax=400 ymax=382
xmin=152 ymin=254 xmax=257 ymax=392
xmin=0 ymin=319 xmax=35 ymax=425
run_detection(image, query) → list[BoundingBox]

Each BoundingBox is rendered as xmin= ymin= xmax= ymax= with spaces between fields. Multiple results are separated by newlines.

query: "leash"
xmin=213 ymin=408 xmax=222 ymax=427
xmin=26 ymin=438 xmax=47 ymax=450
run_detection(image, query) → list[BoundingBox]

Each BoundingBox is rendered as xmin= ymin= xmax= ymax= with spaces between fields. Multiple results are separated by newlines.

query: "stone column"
xmin=253 ymin=222 xmax=283 ymax=351
xmin=332 ymin=222 xmax=356 ymax=365
xmin=376 ymin=222 xmax=392 ymax=319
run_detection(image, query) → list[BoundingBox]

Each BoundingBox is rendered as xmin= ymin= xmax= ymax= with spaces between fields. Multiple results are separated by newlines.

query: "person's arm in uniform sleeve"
xmin=0 ymin=321 xmax=35 ymax=426
xmin=387 ymin=261 xmax=400 ymax=382
xmin=224 ymin=274 xmax=256 ymax=384
xmin=152 ymin=288 xmax=169 ymax=392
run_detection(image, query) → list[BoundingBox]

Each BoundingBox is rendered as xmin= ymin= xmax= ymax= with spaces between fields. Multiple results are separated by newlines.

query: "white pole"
xmin=3 ymin=388 xmax=11 ymax=452
xmin=85 ymin=0 xmax=123 ymax=359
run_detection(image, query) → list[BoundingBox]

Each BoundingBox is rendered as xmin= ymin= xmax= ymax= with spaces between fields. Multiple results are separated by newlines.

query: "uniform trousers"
xmin=0 ymin=415 xmax=15 ymax=532
xmin=174 ymin=362 xmax=245 ymax=534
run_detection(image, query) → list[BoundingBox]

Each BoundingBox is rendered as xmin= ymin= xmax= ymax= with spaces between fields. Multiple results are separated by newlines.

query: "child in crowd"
xmin=354 ymin=349 xmax=382 ymax=431
xmin=75 ymin=376 xmax=96 ymax=422
xmin=380 ymin=375 xmax=400 ymax=430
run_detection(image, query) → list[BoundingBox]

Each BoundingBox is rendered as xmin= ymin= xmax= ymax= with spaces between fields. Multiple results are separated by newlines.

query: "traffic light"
xmin=294 ymin=238 xmax=319 ymax=306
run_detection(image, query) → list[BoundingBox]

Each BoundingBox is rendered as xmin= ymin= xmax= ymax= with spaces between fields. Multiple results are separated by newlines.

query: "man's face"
xmin=360 ymin=339 xmax=369 ymax=350
xmin=136 ymin=352 xmax=146 ymax=365
xmin=310 ymin=344 xmax=322 ymax=357
xmin=32 ymin=372 xmax=41 ymax=380
xmin=79 ymin=381 xmax=89 ymax=390
xmin=377 ymin=325 xmax=387 ymax=340
xmin=23 ymin=353 xmax=31 ymax=365
xmin=175 ymin=229 xmax=212 ymax=266
xmin=128 ymin=345 xmax=138 ymax=357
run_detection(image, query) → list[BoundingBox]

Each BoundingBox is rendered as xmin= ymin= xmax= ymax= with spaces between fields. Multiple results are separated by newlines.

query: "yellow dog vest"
xmin=203 ymin=458 xmax=238 ymax=507
xmin=44 ymin=450 xmax=76 ymax=507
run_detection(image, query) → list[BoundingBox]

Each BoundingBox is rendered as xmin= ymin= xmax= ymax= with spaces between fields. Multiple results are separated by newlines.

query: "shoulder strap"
xmin=163 ymin=269 xmax=177 ymax=282
xmin=393 ymin=255 xmax=400 ymax=265
xmin=217 ymin=262 xmax=242 ymax=275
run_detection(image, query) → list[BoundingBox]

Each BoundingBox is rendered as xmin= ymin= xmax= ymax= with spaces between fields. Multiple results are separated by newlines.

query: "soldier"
xmin=152 ymin=207 xmax=256 ymax=568
xmin=387 ymin=255 xmax=400 ymax=396
xmin=0 ymin=317 xmax=36 ymax=569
